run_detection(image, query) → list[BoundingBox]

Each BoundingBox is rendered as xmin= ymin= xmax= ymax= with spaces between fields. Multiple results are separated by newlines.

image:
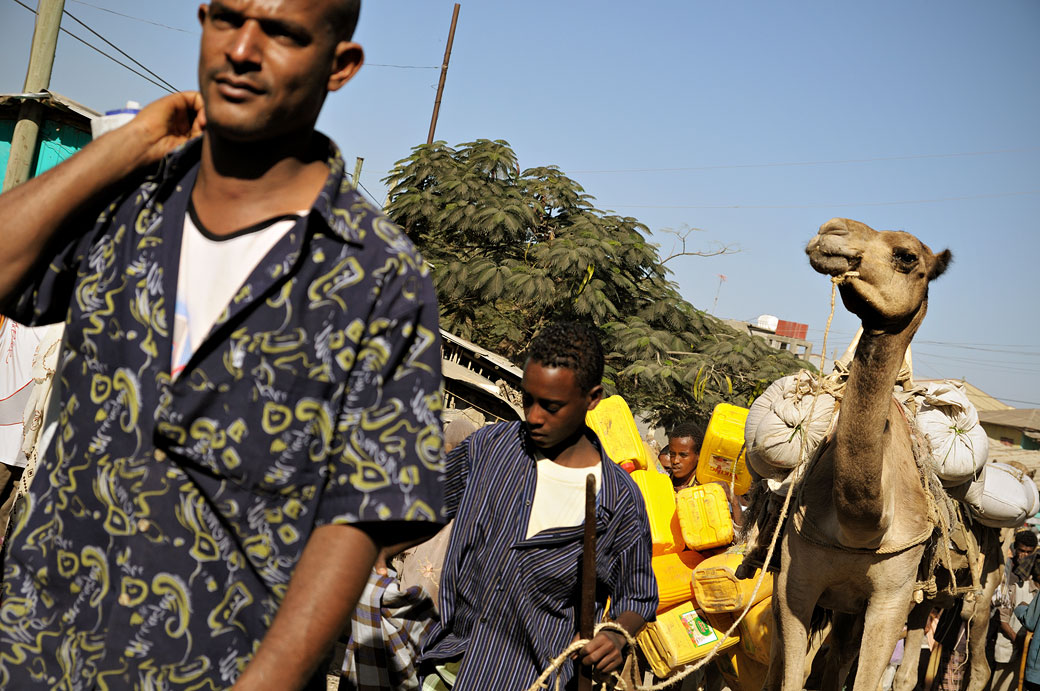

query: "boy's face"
xmin=521 ymin=361 xmax=601 ymax=450
xmin=665 ymin=435 xmax=699 ymax=486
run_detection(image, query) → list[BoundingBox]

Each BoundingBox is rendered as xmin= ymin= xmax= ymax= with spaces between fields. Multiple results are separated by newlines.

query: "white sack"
xmin=912 ymin=381 xmax=989 ymax=487
xmin=945 ymin=465 xmax=986 ymax=509
xmin=745 ymin=371 xmax=837 ymax=480
xmin=968 ymin=462 xmax=1039 ymax=529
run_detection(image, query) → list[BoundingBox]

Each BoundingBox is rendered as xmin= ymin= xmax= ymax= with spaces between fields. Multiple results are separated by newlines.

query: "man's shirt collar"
xmin=159 ymin=133 xmax=371 ymax=247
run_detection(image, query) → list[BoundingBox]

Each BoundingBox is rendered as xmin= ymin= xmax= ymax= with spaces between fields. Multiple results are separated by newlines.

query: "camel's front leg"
xmin=892 ymin=601 xmax=929 ymax=691
xmin=772 ymin=533 xmax=823 ymax=691
xmin=852 ymin=550 xmax=923 ymax=691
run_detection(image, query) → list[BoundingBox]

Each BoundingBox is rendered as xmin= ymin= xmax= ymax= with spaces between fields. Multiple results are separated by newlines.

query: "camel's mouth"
xmin=807 ymin=248 xmax=862 ymax=277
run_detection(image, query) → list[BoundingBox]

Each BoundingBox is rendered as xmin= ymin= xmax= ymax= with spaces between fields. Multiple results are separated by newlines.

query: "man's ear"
xmin=586 ymin=384 xmax=605 ymax=411
xmin=328 ymin=41 xmax=364 ymax=92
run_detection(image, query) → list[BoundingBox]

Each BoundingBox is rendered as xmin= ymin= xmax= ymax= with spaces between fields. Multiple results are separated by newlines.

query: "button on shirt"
xmin=421 ymin=421 xmax=658 ymax=691
xmin=0 ymin=136 xmax=446 ymax=689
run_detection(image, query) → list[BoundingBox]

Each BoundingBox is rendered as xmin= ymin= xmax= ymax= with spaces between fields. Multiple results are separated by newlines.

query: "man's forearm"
xmin=0 ymin=91 xmax=203 ymax=304
xmin=232 ymin=523 xmax=380 ymax=691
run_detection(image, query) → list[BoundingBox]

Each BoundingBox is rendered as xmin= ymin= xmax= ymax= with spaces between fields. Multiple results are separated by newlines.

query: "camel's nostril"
xmin=819 ymin=218 xmax=849 ymax=237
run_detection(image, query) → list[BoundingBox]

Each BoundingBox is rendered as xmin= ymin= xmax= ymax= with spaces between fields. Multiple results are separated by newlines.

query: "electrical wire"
xmin=61 ymin=6 xmax=180 ymax=92
xmin=367 ymin=63 xmax=439 ymax=69
xmin=612 ymin=189 xmax=1040 ymax=210
xmin=356 ymin=179 xmax=384 ymax=209
xmin=68 ymin=0 xmax=194 ymax=33
xmin=10 ymin=0 xmax=177 ymax=94
xmin=569 ymin=146 xmax=1040 ymax=175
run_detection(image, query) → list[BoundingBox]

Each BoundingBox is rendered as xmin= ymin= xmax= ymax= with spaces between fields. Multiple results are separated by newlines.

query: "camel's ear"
xmin=929 ymin=249 xmax=952 ymax=280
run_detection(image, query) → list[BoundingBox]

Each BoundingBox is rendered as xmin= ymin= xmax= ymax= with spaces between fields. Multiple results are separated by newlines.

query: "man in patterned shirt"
xmin=0 ymin=0 xmax=445 ymax=689
xmin=420 ymin=323 xmax=657 ymax=691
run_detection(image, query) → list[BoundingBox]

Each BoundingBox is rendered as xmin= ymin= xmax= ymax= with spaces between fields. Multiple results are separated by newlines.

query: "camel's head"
xmin=806 ymin=218 xmax=952 ymax=329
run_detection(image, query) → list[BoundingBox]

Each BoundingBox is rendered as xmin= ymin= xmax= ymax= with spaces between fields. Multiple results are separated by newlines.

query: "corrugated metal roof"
xmin=440 ymin=329 xmax=522 ymax=380
xmin=0 ymin=90 xmax=100 ymax=121
xmin=979 ymin=408 xmax=1040 ymax=432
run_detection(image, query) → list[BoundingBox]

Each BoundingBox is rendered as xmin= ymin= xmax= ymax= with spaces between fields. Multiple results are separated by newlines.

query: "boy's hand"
xmin=578 ymin=630 xmax=625 ymax=673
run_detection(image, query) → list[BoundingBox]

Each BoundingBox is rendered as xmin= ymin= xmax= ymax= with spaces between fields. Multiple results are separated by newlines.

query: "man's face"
xmin=665 ymin=436 xmax=699 ymax=486
xmin=197 ymin=0 xmax=360 ymax=141
xmin=521 ymin=361 xmax=599 ymax=451
xmin=1014 ymin=541 xmax=1036 ymax=565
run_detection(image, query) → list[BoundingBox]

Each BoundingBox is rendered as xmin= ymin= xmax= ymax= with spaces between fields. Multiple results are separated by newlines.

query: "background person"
xmin=991 ymin=530 xmax=1039 ymax=691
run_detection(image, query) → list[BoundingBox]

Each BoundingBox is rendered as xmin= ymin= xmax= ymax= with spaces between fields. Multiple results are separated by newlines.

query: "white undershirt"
xmin=171 ymin=205 xmax=302 ymax=378
xmin=525 ymin=457 xmax=602 ymax=539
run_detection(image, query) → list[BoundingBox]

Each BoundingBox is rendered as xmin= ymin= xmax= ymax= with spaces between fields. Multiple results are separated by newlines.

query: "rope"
xmin=524 ymin=278 xmax=849 ymax=690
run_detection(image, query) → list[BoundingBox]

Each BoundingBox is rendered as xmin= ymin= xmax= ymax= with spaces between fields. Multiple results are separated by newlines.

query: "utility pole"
xmin=3 ymin=0 xmax=67 ymax=192
xmin=351 ymin=156 xmax=364 ymax=190
xmin=426 ymin=3 xmax=460 ymax=145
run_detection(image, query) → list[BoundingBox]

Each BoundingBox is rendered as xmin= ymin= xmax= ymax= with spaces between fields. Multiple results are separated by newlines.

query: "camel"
xmin=766 ymin=217 xmax=952 ymax=691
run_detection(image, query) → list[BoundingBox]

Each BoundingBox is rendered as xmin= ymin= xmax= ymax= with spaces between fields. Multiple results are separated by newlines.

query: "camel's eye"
xmin=893 ymin=248 xmax=918 ymax=270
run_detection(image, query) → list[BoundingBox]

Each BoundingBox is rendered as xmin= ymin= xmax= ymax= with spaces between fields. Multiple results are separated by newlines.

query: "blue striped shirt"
xmin=420 ymin=421 xmax=658 ymax=690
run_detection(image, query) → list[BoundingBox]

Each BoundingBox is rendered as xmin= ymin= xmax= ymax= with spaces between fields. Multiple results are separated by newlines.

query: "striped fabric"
xmin=421 ymin=421 xmax=658 ymax=691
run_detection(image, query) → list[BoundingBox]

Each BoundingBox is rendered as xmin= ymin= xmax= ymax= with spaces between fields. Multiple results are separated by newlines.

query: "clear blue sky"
xmin=3 ymin=0 xmax=1038 ymax=407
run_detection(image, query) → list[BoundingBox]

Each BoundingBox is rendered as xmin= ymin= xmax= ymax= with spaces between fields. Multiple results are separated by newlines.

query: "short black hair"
xmin=1016 ymin=530 xmax=1039 ymax=549
xmin=526 ymin=322 xmax=604 ymax=393
xmin=668 ymin=420 xmax=705 ymax=446
xmin=329 ymin=0 xmax=361 ymax=40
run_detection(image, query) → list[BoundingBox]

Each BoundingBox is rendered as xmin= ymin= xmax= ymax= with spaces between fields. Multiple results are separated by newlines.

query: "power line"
xmin=10 ymin=0 xmax=177 ymax=93
xmin=570 ymin=146 xmax=1040 ymax=175
xmin=61 ymin=6 xmax=180 ymax=92
xmin=68 ymin=0 xmax=194 ymax=33
xmin=613 ymin=189 xmax=1040 ymax=210
xmin=356 ymin=179 xmax=384 ymax=209
xmin=996 ymin=397 xmax=1040 ymax=407
xmin=367 ymin=63 xmax=439 ymax=69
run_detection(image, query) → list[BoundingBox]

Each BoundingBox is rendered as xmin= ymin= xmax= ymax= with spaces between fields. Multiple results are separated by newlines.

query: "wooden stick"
xmin=1019 ymin=631 xmax=1033 ymax=691
xmin=577 ymin=473 xmax=597 ymax=691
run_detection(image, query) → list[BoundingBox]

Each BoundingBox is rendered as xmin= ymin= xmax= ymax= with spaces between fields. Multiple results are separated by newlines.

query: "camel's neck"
xmin=831 ymin=317 xmax=919 ymax=529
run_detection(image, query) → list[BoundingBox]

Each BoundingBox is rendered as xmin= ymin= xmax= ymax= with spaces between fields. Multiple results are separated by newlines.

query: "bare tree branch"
xmin=657 ymin=225 xmax=741 ymax=265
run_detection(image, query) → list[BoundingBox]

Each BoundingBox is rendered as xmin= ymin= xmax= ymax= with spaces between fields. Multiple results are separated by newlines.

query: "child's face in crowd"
xmin=665 ymin=435 xmax=699 ymax=486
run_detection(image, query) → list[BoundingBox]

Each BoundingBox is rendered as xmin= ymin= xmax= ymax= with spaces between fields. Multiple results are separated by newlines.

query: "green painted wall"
xmin=0 ymin=116 xmax=91 ymax=187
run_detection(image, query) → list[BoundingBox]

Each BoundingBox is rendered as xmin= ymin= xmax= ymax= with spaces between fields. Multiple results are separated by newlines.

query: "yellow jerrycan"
xmin=629 ymin=469 xmax=683 ymax=556
xmin=585 ymin=395 xmax=649 ymax=472
xmin=676 ymin=482 xmax=734 ymax=551
xmin=691 ymin=550 xmax=773 ymax=614
xmin=652 ymin=549 xmax=705 ymax=612
xmin=636 ymin=600 xmax=739 ymax=678
xmin=696 ymin=403 xmax=752 ymax=495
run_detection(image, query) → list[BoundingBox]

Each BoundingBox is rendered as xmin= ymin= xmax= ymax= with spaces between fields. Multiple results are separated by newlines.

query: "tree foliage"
xmin=385 ymin=139 xmax=810 ymax=428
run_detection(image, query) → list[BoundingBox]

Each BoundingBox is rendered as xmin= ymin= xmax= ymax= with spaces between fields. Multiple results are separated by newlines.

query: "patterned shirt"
xmin=420 ymin=421 xmax=657 ymax=691
xmin=0 ymin=135 xmax=446 ymax=690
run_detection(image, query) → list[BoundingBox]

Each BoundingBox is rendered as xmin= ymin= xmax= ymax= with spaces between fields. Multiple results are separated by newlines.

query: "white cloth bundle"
xmin=966 ymin=462 xmax=1039 ymax=528
xmin=745 ymin=371 xmax=837 ymax=482
xmin=912 ymin=381 xmax=989 ymax=487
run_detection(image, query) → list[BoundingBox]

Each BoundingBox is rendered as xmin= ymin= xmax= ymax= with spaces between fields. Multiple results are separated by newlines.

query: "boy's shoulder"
xmin=601 ymin=459 xmax=649 ymax=515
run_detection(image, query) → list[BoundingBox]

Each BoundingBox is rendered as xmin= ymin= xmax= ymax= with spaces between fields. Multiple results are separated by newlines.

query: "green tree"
xmin=385 ymin=139 xmax=809 ymax=427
